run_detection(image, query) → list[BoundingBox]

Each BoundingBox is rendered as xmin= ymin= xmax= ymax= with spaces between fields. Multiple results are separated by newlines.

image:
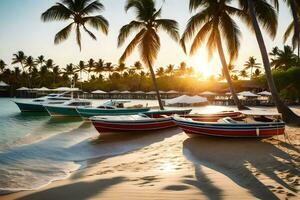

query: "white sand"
xmin=1 ymin=124 xmax=299 ymax=200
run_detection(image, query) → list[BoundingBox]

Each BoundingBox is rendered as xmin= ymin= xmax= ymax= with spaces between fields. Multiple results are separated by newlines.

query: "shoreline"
xmin=1 ymin=126 xmax=299 ymax=200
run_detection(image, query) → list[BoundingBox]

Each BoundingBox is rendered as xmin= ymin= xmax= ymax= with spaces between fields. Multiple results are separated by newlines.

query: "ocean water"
xmin=0 ymin=98 xmax=293 ymax=194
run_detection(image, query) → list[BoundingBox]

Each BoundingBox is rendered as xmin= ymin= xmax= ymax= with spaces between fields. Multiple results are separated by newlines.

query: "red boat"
xmin=180 ymin=111 xmax=245 ymax=122
xmin=173 ymin=115 xmax=285 ymax=138
xmin=91 ymin=114 xmax=176 ymax=133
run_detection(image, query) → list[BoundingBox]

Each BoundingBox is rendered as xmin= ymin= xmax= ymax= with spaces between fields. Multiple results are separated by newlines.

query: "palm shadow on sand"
xmin=16 ymin=176 xmax=126 ymax=200
xmin=182 ymin=136 xmax=299 ymax=200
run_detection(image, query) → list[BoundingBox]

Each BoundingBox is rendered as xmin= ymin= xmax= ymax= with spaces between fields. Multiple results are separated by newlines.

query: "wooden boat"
xmin=76 ymin=100 xmax=150 ymax=118
xmin=180 ymin=111 xmax=245 ymax=122
xmin=173 ymin=114 xmax=285 ymax=138
xmin=91 ymin=114 xmax=176 ymax=133
xmin=143 ymin=109 xmax=192 ymax=118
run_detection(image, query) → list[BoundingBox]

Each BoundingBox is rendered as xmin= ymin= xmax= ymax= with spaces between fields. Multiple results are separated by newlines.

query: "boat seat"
xmin=218 ymin=117 xmax=238 ymax=124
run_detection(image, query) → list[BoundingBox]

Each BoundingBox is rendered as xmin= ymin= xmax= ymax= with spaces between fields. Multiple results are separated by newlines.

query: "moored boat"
xmin=143 ymin=109 xmax=192 ymax=118
xmin=13 ymin=93 xmax=71 ymax=113
xmin=44 ymin=99 xmax=92 ymax=117
xmin=91 ymin=114 xmax=176 ymax=133
xmin=76 ymin=100 xmax=150 ymax=118
xmin=173 ymin=114 xmax=285 ymax=138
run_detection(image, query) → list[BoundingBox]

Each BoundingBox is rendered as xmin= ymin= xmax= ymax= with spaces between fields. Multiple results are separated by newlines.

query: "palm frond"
xmin=190 ymin=20 xmax=212 ymax=55
xmin=118 ymin=21 xmax=144 ymax=47
xmin=41 ymin=3 xmax=73 ymax=22
xmin=283 ymin=21 xmax=294 ymax=42
xmin=81 ymin=0 xmax=104 ymax=15
xmin=206 ymin=28 xmax=217 ymax=60
xmin=156 ymin=19 xmax=180 ymax=42
xmin=189 ymin=0 xmax=205 ymax=12
xmin=54 ymin=22 xmax=74 ymax=44
xmin=220 ymin=13 xmax=241 ymax=61
xmin=139 ymin=28 xmax=160 ymax=66
xmin=76 ymin=25 xmax=82 ymax=51
xmin=84 ymin=15 xmax=109 ymax=35
xmin=83 ymin=26 xmax=97 ymax=40
xmin=119 ymin=29 xmax=146 ymax=64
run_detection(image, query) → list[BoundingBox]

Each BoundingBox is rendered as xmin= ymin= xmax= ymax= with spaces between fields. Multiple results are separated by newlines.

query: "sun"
xmin=185 ymin=47 xmax=221 ymax=79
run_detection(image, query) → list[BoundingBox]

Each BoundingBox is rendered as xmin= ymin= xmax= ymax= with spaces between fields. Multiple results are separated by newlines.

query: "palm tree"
xmin=94 ymin=59 xmax=105 ymax=78
xmin=25 ymin=56 xmax=36 ymax=73
xmin=270 ymin=45 xmax=298 ymax=71
xmin=156 ymin=67 xmax=164 ymax=77
xmin=117 ymin=63 xmax=127 ymax=75
xmin=105 ymin=62 xmax=114 ymax=76
xmin=239 ymin=70 xmax=248 ymax=79
xmin=41 ymin=0 xmax=109 ymax=51
xmin=181 ymin=0 xmax=247 ymax=110
xmin=133 ymin=61 xmax=143 ymax=71
xmin=45 ymin=59 xmax=55 ymax=70
xmin=282 ymin=0 xmax=300 ymax=59
xmin=239 ymin=0 xmax=300 ymax=124
xmin=0 ymin=60 xmax=7 ymax=74
xmin=118 ymin=0 xmax=180 ymax=110
xmin=252 ymin=68 xmax=261 ymax=79
xmin=243 ymin=56 xmax=261 ymax=79
xmin=76 ymin=60 xmax=87 ymax=82
xmin=87 ymin=58 xmax=95 ymax=80
xmin=12 ymin=51 xmax=27 ymax=73
xmin=166 ymin=64 xmax=175 ymax=76
xmin=52 ymin=65 xmax=61 ymax=84
xmin=36 ymin=55 xmax=45 ymax=69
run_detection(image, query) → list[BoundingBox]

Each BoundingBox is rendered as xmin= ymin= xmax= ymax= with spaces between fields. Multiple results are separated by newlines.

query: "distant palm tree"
xmin=243 ymin=56 xmax=261 ymax=79
xmin=239 ymin=0 xmax=300 ymax=123
xmin=87 ymin=58 xmax=95 ymax=80
xmin=156 ymin=67 xmax=164 ymax=77
xmin=52 ymin=65 xmax=61 ymax=84
xmin=45 ymin=59 xmax=55 ymax=70
xmin=166 ymin=64 xmax=175 ymax=76
xmin=0 ymin=60 xmax=7 ymax=73
xmin=25 ymin=56 xmax=36 ymax=73
xmin=36 ymin=55 xmax=45 ymax=69
xmin=12 ymin=51 xmax=27 ymax=73
xmin=118 ymin=0 xmax=180 ymax=110
xmin=41 ymin=0 xmax=109 ymax=51
xmin=76 ymin=60 xmax=87 ymax=82
xmin=105 ymin=62 xmax=114 ymax=76
xmin=252 ymin=68 xmax=261 ymax=79
xmin=117 ymin=63 xmax=127 ymax=75
xmin=270 ymin=45 xmax=298 ymax=71
xmin=133 ymin=61 xmax=143 ymax=71
xmin=181 ymin=0 xmax=247 ymax=110
xmin=239 ymin=70 xmax=248 ymax=79
xmin=94 ymin=59 xmax=105 ymax=78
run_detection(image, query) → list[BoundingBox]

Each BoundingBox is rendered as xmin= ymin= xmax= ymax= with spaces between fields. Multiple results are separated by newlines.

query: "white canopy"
xmin=92 ymin=90 xmax=106 ymax=94
xmin=146 ymin=91 xmax=156 ymax=94
xmin=133 ymin=91 xmax=145 ymax=94
xmin=200 ymin=91 xmax=217 ymax=96
xmin=121 ymin=90 xmax=131 ymax=94
xmin=110 ymin=90 xmax=120 ymax=94
xmin=0 ymin=81 xmax=9 ymax=87
xmin=238 ymin=91 xmax=258 ymax=97
xmin=165 ymin=95 xmax=207 ymax=105
xmin=53 ymin=87 xmax=79 ymax=92
xmin=258 ymin=91 xmax=272 ymax=96
xmin=166 ymin=90 xmax=179 ymax=94
xmin=16 ymin=87 xmax=29 ymax=91
xmin=36 ymin=87 xmax=49 ymax=91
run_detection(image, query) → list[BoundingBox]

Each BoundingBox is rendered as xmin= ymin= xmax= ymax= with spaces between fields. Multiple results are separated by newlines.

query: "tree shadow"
xmin=183 ymin=136 xmax=299 ymax=200
xmin=16 ymin=176 xmax=126 ymax=200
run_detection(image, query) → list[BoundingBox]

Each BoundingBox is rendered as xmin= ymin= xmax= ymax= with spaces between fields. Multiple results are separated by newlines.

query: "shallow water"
xmin=0 ymin=98 xmax=295 ymax=194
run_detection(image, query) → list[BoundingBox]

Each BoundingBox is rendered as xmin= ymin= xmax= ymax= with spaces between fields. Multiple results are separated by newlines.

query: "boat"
xmin=91 ymin=114 xmax=176 ymax=133
xmin=179 ymin=111 xmax=245 ymax=122
xmin=13 ymin=93 xmax=71 ymax=112
xmin=173 ymin=114 xmax=285 ymax=138
xmin=44 ymin=99 xmax=92 ymax=117
xmin=76 ymin=100 xmax=150 ymax=118
xmin=143 ymin=109 xmax=192 ymax=118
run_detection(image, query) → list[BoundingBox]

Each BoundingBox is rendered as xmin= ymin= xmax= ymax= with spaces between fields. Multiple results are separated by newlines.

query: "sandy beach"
xmin=0 ymin=123 xmax=299 ymax=200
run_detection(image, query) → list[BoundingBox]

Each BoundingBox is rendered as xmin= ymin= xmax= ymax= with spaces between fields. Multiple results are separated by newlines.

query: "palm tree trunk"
xmin=247 ymin=0 xmax=300 ymax=125
xmin=290 ymin=0 xmax=300 ymax=61
xmin=215 ymin=31 xmax=248 ymax=110
xmin=147 ymin=60 xmax=164 ymax=110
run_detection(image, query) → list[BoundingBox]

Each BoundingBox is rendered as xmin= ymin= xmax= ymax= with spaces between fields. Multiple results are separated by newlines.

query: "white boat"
xmin=13 ymin=93 xmax=71 ymax=112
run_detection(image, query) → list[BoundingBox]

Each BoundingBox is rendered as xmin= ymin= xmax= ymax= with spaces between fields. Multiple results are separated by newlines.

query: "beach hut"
xmin=0 ymin=81 xmax=9 ymax=87
xmin=258 ymin=91 xmax=272 ymax=96
xmin=53 ymin=87 xmax=80 ymax=92
xmin=258 ymin=91 xmax=272 ymax=105
xmin=109 ymin=90 xmax=120 ymax=99
xmin=146 ymin=91 xmax=157 ymax=99
xmin=238 ymin=91 xmax=259 ymax=98
xmin=0 ymin=81 xmax=10 ymax=97
xmin=16 ymin=87 xmax=29 ymax=91
xmin=120 ymin=91 xmax=131 ymax=99
xmin=91 ymin=90 xmax=107 ymax=99
xmin=165 ymin=95 xmax=208 ymax=107
xmin=166 ymin=90 xmax=179 ymax=99
xmin=200 ymin=91 xmax=217 ymax=96
xmin=131 ymin=91 xmax=145 ymax=99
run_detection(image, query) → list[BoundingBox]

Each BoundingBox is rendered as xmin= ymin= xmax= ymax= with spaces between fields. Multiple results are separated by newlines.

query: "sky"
xmin=0 ymin=0 xmax=293 ymax=78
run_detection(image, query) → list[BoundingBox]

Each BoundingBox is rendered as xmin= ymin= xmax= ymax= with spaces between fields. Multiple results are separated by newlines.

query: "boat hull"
xmin=91 ymin=118 xmax=176 ymax=133
xmin=14 ymin=101 xmax=47 ymax=112
xmin=143 ymin=109 xmax=192 ymax=118
xmin=44 ymin=105 xmax=79 ymax=117
xmin=77 ymin=107 xmax=150 ymax=118
xmin=181 ymin=112 xmax=245 ymax=122
xmin=174 ymin=118 xmax=285 ymax=138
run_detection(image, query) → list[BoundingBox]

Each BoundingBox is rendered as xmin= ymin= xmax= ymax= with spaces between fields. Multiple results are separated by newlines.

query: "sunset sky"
xmin=0 ymin=0 xmax=293 ymax=78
